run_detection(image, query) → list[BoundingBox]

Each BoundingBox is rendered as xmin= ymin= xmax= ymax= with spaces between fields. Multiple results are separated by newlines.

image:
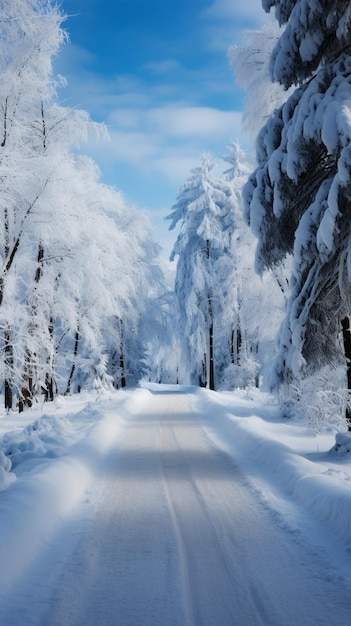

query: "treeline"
xmin=169 ymin=0 xmax=351 ymax=432
xmin=5 ymin=0 xmax=351 ymax=434
xmin=0 ymin=0 xmax=167 ymax=410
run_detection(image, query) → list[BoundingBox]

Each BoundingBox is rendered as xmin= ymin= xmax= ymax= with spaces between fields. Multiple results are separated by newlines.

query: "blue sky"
xmin=58 ymin=0 xmax=266 ymax=255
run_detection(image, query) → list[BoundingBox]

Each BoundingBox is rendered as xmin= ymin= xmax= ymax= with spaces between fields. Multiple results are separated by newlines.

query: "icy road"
xmin=1 ymin=386 xmax=351 ymax=625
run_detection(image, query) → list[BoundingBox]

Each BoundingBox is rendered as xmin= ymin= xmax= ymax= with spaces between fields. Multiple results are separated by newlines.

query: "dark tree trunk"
xmin=43 ymin=316 xmax=55 ymax=402
xmin=230 ymin=324 xmax=242 ymax=365
xmin=236 ymin=327 xmax=242 ymax=364
xmin=119 ymin=319 xmax=126 ymax=388
xmin=3 ymin=208 xmax=11 ymax=411
xmin=120 ymin=350 xmax=126 ymax=388
xmin=65 ymin=327 xmax=79 ymax=395
xmin=19 ymin=244 xmax=45 ymax=411
xmin=44 ymin=372 xmax=54 ymax=402
xmin=341 ymin=316 xmax=351 ymax=430
xmin=199 ymin=353 xmax=207 ymax=388
xmin=207 ymin=290 xmax=215 ymax=391
xmin=4 ymin=329 xmax=13 ymax=411
xmin=230 ymin=328 xmax=235 ymax=365
xmin=205 ymin=240 xmax=215 ymax=391
xmin=209 ymin=319 xmax=215 ymax=391
xmin=4 ymin=380 xmax=12 ymax=411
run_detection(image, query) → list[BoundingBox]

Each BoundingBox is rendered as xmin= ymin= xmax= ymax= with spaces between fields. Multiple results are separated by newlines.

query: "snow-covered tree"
xmin=243 ymin=0 xmax=351 ymax=423
xmin=228 ymin=21 xmax=290 ymax=139
xmin=0 ymin=0 xmax=167 ymax=409
xmin=216 ymin=142 xmax=285 ymax=390
xmin=167 ymin=155 xmax=233 ymax=390
xmin=216 ymin=143 xmax=257 ymax=387
xmin=0 ymin=0 xmax=68 ymax=409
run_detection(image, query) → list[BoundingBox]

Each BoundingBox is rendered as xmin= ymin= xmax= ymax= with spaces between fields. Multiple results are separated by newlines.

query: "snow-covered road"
xmin=1 ymin=387 xmax=351 ymax=625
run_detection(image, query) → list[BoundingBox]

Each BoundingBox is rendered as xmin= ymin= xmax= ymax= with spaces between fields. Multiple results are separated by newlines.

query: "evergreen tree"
xmin=228 ymin=21 xmax=289 ymax=139
xmin=167 ymin=155 xmax=232 ymax=390
xmin=244 ymin=1 xmax=351 ymax=423
xmin=217 ymin=143 xmax=257 ymax=387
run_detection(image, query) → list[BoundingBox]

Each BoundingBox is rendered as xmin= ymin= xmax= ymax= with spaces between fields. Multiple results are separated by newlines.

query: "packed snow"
xmin=0 ymin=384 xmax=351 ymax=625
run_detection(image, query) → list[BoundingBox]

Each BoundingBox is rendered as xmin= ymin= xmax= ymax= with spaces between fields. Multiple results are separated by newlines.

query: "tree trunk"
xmin=230 ymin=328 xmax=235 ymax=365
xmin=119 ymin=319 xmax=126 ymax=388
xmin=230 ymin=324 xmax=242 ymax=365
xmin=4 ymin=328 xmax=13 ymax=411
xmin=341 ymin=317 xmax=351 ymax=430
xmin=5 ymin=380 xmax=12 ymax=411
xmin=19 ymin=348 xmax=34 ymax=412
xmin=43 ymin=316 xmax=55 ymax=402
xmin=209 ymin=319 xmax=215 ymax=391
xmin=65 ymin=327 xmax=79 ymax=395
xmin=44 ymin=372 xmax=54 ymax=402
xmin=207 ymin=291 xmax=215 ymax=391
xmin=19 ymin=243 xmax=45 ymax=411
xmin=199 ymin=353 xmax=207 ymax=387
xmin=3 ymin=207 xmax=12 ymax=410
xmin=120 ymin=350 xmax=126 ymax=388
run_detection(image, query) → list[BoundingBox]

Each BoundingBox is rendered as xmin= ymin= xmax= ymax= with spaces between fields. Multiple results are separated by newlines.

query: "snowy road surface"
xmin=1 ymin=386 xmax=351 ymax=625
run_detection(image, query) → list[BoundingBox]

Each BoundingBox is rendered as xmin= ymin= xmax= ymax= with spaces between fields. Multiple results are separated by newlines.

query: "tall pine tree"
xmin=244 ymin=1 xmax=351 ymax=424
xmin=167 ymin=155 xmax=232 ymax=390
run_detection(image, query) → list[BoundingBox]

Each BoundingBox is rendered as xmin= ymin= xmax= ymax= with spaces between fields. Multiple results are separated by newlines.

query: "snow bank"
xmin=332 ymin=431 xmax=351 ymax=456
xmin=2 ymin=384 xmax=351 ymax=595
xmin=195 ymin=388 xmax=351 ymax=550
xmin=0 ymin=390 xmax=133 ymax=592
xmin=0 ymin=402 xmax=105 ymax=489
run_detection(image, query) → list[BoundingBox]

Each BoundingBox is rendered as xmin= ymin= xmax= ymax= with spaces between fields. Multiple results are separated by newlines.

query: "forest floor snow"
xmin=0 ymin=384 xmax=350 ymax=625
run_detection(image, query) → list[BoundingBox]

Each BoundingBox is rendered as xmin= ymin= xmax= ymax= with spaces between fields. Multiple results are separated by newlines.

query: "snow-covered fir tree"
xmin=217 ymin=143 xmax=259 ymax=388
xmin=228 ymin=20 xmax=290 ymax=139
xmin=218 ymin=142 xmax=285 ymax=390
xmin=244 ymin=0 xmax=351 ymax=424
xmin=167 ymin=154 xmax=233 ymax=390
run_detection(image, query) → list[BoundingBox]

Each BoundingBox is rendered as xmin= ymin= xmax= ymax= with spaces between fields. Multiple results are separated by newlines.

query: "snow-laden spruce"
xmin=167 ymin=155 xmax=234 ymax=390
xmin=228 ymin=21 xmax=290 ymax=139
xmin=263 ymin=0 xmax=351 ymax=88
xmin=243 ymin=0 xmax=351 ymax=426
xmin=219 ymin=142 xmax=284 ymax=390
xmin=167 ymin=149 xmax=282 ymax=391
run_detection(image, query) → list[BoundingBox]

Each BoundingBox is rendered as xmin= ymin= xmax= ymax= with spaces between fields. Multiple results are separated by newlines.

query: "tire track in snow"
xmin=157 ymin=390 xmax=351 ymax=626
xmin=3 ymin=388 xmax=351 ymax=626
xmin=159 ymin=399 xmax=196 ymax=626
xmin=158 ymin=393 xmax=249 ymax=626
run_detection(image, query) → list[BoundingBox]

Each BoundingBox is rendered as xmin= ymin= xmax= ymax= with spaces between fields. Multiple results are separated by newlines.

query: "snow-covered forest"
xmin=2 ymin=1 xmax=351 ymax=623
xmin=0 ymin=0 xmax=351 ymax=435
xmin=0 ymin=0 xmax=170 ymax=410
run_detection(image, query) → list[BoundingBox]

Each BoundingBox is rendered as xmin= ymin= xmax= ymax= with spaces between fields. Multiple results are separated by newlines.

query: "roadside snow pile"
xmin=195 ymin=387 xmax=351 ymax=550
xmin=0 ymin=389 xmax=130 ymax=593
xmin=0 ymin=386 xmax=148 ymax=489
xmin=3 ymin=408 xmax=100 ymax=466
xmin=331 ymin=432 xmax=351 ymax=456
xmin=0 ymin=450 xmax=14 ymax=491
xmin=0 ymin=405 xmax=103 ymax=490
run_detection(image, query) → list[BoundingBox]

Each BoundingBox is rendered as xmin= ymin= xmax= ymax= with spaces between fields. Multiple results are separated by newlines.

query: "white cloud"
xmin=55 ymin=12 xmax=251 ymax=228
xmin=201 ymin=0 xmax=268 ymax=51
xmin=92 ymin=106 xmax=243 ymax=182
xmin=145 ymin=106 xmax=242 ymax=138
xmin=203 ymin=0 xmax=266 ymax=21
xmin=109 ymin=129 xmax=162 ymax=161
xmin=108 ymin=108 xmax=141 ymax=130
xmin=142 ymin=59 xmax=183 ymax=74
